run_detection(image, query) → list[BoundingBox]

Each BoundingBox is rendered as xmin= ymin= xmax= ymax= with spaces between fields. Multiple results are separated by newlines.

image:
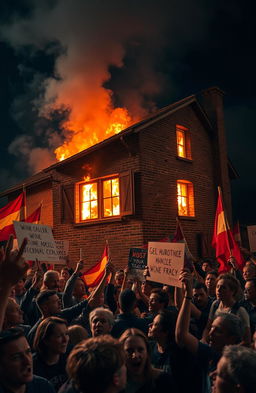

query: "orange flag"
xmin=0 ymin=192 xmax=25 ymax=241
xmin=25 ymin=205 xmax=42 ymax=224
xmin=81 ymin=244 xmax=108 ymax=288
xmin=212 ymin=188 xmax=244 ymax=272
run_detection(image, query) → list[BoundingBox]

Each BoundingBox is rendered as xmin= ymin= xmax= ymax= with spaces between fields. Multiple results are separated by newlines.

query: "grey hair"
xmin=221 ymin=345 xmax=256 ymax=393
xmin=214 ymin=312 xmax=243 ymax=343
xmin=89 ymin=308 xmax=114 ymax=328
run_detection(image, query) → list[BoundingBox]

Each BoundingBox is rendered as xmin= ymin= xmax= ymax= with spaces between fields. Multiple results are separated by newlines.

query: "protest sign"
xmin=55 ymin=240 xmax=69 ymax=265
xmin=147 ymin=242 xmax=185 ymax=287
xmin=128 ymin=248 xmax=148 ymax=281
xmin=247 ymin=225 xmax=256 ymax=252
xmin=13 ymin=221 xmax=59 ymax=262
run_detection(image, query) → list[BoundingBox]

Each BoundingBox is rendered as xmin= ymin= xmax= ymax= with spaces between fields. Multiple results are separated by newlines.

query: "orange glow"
xmin=55 ymin=105 xmax=133 ymax=161
xmin=176 ymin=129 xmax=185 ymax=158
xmin=103 ymin=178 xmax=120 ymax=217
xmin=177 ymin=180 xmax=195 ymax=217
xmin=81 ymin=182 xmax=98 ymax=220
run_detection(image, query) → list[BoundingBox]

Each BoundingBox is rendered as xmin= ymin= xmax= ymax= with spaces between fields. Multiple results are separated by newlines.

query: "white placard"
xmin=55 ymin=240 xmax=69 ymax=265
xmin=147 ymin=242 xmax=185 ymax=287
xmin=13 ymin=221 xmax=60 ymax=262
xmin=247 ymin=225 xmax=256 ymax=252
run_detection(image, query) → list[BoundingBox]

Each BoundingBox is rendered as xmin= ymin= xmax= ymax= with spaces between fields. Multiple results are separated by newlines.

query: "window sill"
xmin=178 ymin=215 xmax=196 ymax=221
xmin=74 ymin=216 xmax=123 ymax=227
xmin=176 ymin=156 xmax=193 ymax=163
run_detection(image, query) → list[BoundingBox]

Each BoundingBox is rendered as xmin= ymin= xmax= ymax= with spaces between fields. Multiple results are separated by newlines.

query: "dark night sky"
xmin=0 ymin=0 xmax=255 ymax=225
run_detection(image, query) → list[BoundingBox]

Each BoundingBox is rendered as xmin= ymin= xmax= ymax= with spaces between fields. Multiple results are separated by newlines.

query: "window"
xmin=74 ymin=171 xmax=134 ymax=223
xmin=177 ymin=180 xmax=195 ymax=217
xmin=176 ymin=125 xmax=191 ymax=159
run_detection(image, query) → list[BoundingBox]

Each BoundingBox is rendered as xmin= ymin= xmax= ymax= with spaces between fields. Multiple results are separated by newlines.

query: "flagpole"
xmin=23 ymin=184 xmax=27 ymax=221
xmin=218 ymin=186 xmax=233 ymax=257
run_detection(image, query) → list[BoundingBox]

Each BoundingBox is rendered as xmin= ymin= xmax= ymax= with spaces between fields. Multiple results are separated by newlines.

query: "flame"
xmin=81 ymin=181 xmax=98 ymax=220
xmin=55 ymin=106 xmax=133 ymax=161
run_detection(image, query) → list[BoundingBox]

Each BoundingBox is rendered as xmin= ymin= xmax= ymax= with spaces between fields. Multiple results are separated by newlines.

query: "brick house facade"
xmin=0 ymin=87 xmax=236 ymax=269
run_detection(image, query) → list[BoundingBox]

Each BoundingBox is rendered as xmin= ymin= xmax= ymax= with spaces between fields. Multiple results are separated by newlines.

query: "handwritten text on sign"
xmin=147 ymin=242 xmax=185 ymax=287
xmin=13 ymin=221 xmax=60 ymax=262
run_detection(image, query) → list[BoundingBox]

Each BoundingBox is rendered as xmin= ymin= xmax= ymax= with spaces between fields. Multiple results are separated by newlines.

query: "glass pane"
xmin=91 ymin=201 xmax=98 ymax=219
xmin=112 ymin=196 xmax=120 ymax=216
xmin=91 ymin=183 xmax=98 ymax=200
xmin=104 ymin=198 xmax=112 ymax=217
xmin=81 ymin=202 xmax=90 ymax=220
xmin=112 ymin=178 xmax=119 ymax=196
xmin=103 ymin=180 xmax=112 ymax=198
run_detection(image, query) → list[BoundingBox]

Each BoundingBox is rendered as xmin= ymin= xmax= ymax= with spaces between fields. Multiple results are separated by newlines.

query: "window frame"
xmin=176 ymin=124 xmax=192 ymax=160
xmin=177 ymin=180 xmax=195 ymax=217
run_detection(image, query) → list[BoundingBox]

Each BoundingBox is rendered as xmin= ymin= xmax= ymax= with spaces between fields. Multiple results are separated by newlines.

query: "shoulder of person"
xmin=27 ymin=375 xmax=55 ymax=393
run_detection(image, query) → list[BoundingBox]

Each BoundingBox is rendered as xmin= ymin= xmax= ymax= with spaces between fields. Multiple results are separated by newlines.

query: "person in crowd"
xmin=175 ymin=269 xmax=243 ymax=393
xmin=213 ymin=345 xmax=256 ymax=393
xmin=2 ymin=297 xmax=31 ymax=336
xmin=120 ymin=328 xmax=175 ymax=393
xmin=33 ymin=317 xmax=69 ymax=391
xmin=62 ymin=261 xmax=87 ymax=308
xmin=111 ymin=289 xmax=148 ymax=338
xmin=201 ymin=260 xmax=212 ymax=274
xmin=205 ymin=270 xmax=218 ymax=300
xmin=67 ymin=325 xmax=88 ymax=346
xmin=144 ymin=288 xmax=169 ymax=325
xmin=240 ymin=278 xmax=256 ymax=335
xmin=41 ymin=271 xmax=60 ymax=292
xmin=65 ymin=335 xmax=127 ymax=393
xmin=14 ymin=278 xmax=26 ymax=304
xmin=0 ymin=327 xmax=55 ymax=393
xmin=242 ymin=263 xmax=256 ymax=282
xmin=202 ymin=273 xmax=251 ymax=345
xmin=190 ymin=282 xmax=213 ymax=339
xmin=114 ymin=270 xmax=125 ymax=287
xmin=60 ymin=267 xmax=70 ymax=282
xmin=89 ymin=307 xmax=114 ymax=337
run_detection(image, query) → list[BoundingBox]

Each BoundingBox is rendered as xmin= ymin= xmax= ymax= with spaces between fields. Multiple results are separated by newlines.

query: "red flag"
xmin=233 ymin=221 xmax=242 ymax=246
xmin=212 ymin=188 xmax=244 ymax=272
xmin=81 ymin=244 xmax=108 ymax=288
xmin=25 ymin=205 xmax=42 ymax=224
xmin=0 ymin=193 xmax=25 ymax=241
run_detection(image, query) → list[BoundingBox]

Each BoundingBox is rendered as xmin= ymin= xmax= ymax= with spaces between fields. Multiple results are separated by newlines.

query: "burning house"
xmin=0 ymin=87 xmax=237 ymax=268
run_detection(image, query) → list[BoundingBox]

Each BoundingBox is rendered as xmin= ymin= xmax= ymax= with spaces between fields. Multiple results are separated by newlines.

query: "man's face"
xmin=149 ymin=293 xmax=163 ymax=314
xmin=208 ymin=317 xmax=233 ymax=353
xmin=90 ymin=312 xmax=112 ymax=337
xmin=244 ymin=280 xmax=256 ymax=302
xmin=213 ymin=356 xmax=236 ymax=393
xmin=148 ymin=314 xmax=164 ymax=340
xmin=193 ymin=288 xmax=208 ymax=308
xmin=202 ymin=262 xmax=210 ymax=272
xmin=6 ymin=300 xmax=24 ymax=326
xmin=115 ymin=272 xmax=124 ymax=286
xmin=73 ymin=278 xmax=86 ymax=298
xmin=45 ymin=294 xmax=62 ymax=315
xmin=0 ymin=337 xmax=33 ymax=387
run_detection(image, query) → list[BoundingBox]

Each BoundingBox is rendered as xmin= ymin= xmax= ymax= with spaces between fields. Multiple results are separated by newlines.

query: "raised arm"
xmin=175 ymin=269 xmax=199 ymax=354
xmin=0 ymin=235 xmax=28 ymax=330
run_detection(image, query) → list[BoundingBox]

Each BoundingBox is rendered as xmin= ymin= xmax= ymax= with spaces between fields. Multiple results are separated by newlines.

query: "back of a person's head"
xmin=215 ymin=312 xmax=243 ymax=343
xmin=119 ymin=289 xmax=136 ymax=313
xmin=193 ymin=282 xmax=208 ymax=292
xmin=36 ymin=290 xmax=56 ymax=308
xmin=68 ymin=325 xmax=88 ymax=346
xmin=158 ymin=309 xmax=178 ymax=342
xmin=67 ymin=335 xmax=125 ymax=393
xmin=221 ymin=345 xmax=256 ymax=393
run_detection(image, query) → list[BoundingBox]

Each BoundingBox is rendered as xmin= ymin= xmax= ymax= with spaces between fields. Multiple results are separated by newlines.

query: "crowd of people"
xmin=1 ymin=235 xmax=256 ymax=393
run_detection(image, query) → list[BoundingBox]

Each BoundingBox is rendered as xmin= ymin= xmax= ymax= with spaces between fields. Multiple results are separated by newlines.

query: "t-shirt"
xmin=0 ymin=375 xmax=55 ymax=393
xmin=33 ymin=353 xmax=68 ymax=392
xmin=208 ymin=300 xmax=250 ymax=331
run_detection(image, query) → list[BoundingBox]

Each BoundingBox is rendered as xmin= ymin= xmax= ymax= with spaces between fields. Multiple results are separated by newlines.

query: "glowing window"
xmin=103 ymin=178 xmax=120 ymax=217
xmin=177 ymin=180 xmax=195 ymax=217
xmin=176 ymin=125 xmax=191 ymax=159
xmin=80 ymin=182 xmax=98 ymax=220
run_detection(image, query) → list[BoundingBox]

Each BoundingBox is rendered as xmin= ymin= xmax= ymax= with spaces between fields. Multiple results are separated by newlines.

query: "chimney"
xmin=200 ymin=87 xmax=232 ymax=223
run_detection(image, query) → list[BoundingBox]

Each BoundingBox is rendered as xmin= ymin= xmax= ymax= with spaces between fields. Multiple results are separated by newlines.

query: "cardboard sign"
xmin=147 ymin=242 xmax=185 ymax=287
xmin=55 ymin=240 xmax=70 ymax=265
xmin=128 ymin=248 xmax=148 ymax=281
xmin=13 ymin=221 xmax=60 ymax=262
xmin=247 ymin=225 xmax=256 ymax=252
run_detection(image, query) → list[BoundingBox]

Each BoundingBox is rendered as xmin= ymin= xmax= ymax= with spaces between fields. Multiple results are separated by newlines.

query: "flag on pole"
xmin=212 ymin=187 xmax=244 ymax=272
xmin=233 ymin=221 xmax=242 ymax=246
xmin=25 ymin=205 xmax=42 ymax=224
xmin=81 ymin=243 xmax=109 ymax=288
xmin=0 ymin=192 xmax=25 ymax=241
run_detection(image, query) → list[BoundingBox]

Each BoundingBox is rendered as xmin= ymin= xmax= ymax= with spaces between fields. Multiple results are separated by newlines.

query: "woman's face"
xmin=148 ymin=314 xmax=164 ymax=340
xmin=216 ymin=279 xmax=234 ymax=302
xmin=123 ymin=336 xmax=147 ymax=376
xmin=45 ymin=323 xmax=69 ymax=355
